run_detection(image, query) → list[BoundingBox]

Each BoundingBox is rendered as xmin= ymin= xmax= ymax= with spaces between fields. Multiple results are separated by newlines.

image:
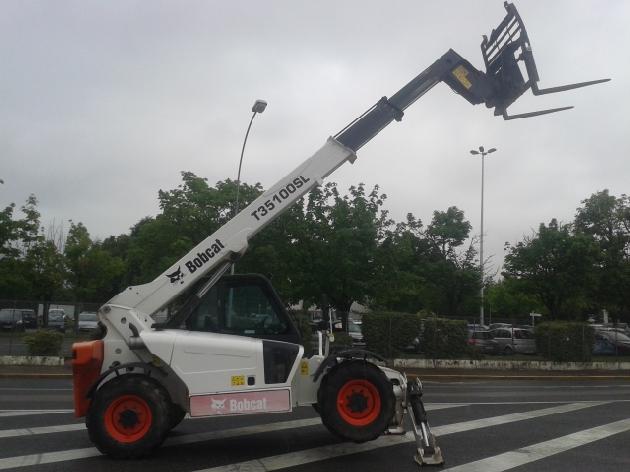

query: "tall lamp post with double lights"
xmin=469 ymin=145 xmax=497 ymax=327
xmin=232 ymin=99 xmax=267 ymax=274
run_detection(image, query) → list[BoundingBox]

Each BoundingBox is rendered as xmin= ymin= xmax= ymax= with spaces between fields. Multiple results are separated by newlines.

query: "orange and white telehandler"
xmin=72 ymin=3 xmax=607 ymax=466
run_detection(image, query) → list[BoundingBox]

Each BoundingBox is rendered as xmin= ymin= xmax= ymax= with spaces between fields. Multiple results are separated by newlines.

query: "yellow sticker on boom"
xmin=231 ymin=375 xmax=245 ymax=386
xmin=452 ymin=65 xmax=472 ymax=89
xmin=300 ymin=360 xmax=309 ymax=376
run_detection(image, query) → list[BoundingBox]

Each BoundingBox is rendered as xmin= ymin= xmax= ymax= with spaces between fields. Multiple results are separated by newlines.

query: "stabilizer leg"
xmin=407 ymin=378 xmax=444 ymax=467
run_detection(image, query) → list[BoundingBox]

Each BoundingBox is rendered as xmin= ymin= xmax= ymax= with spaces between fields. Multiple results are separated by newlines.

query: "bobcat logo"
xmin=166 ymin=266 xmax=185 ymax=284
xmin=211 ymin=399 xmax=226 ymax=410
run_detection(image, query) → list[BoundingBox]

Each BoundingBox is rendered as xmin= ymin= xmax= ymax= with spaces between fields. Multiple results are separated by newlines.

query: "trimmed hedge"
xmin=421 ymin=318 xmax=469 ymax=359
xmin=363 ymin=312 xmax=469 ymax=359
xmin=535 ymin=322 xmax=594 ymax=362
xmin=23 ymin=329 xmax=63 ymax=356
xmin=362 ymin=311 xmax=423 ymax=358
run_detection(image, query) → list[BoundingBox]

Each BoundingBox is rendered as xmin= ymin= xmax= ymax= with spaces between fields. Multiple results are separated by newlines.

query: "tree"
xmin=426 ymin=206 xmax=472 ymax=258
xmin=503 ymin=219 xmax=598 ymax=319
xmin=295 ymin=183 xmax=390 ymax=328
xmin=124 ymin=173 xmax=263 ymax=284
xmin=370 ymin=214 xmax=428 ymax=313
xmin=574 ymin=190 xmax=630 ymax=318
xmin=485 ymin=278 xmax=541 ymax=318
xmin=64 ymin=222 xmax=125 ymax=302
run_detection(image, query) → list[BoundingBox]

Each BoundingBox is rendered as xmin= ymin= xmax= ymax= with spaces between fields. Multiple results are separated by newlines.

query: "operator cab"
xmin=182 ymin=274 xmax=301 ymax=345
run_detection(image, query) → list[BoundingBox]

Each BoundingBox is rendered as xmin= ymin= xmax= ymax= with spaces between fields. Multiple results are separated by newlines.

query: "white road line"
xmin=441 ymin=417 xmax=630 ymax=472
xmin=0 ymin=410 xmax=73 ymax=418
xmin=433 ymin=401 xmax=608 ymax=436
xmin=191 ymin=402 xmax=608 ymax=472
xmin=0 ymin=401 xmax=607 ymax=470
xmin=0 ymin=417 xmax=323 ymax=470
xmin=0 ymin=403 xmax=465 ymax=439
xmin=0 ymin=423 xmax=85 ymax=439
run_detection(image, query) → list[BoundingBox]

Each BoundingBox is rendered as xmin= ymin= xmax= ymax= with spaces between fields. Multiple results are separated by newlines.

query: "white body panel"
xmin=170 ymin=330 xmax=263 ymax=395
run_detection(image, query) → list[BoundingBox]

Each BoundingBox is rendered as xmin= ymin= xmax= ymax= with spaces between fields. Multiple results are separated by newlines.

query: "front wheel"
xmin=86 ymin=375 xmax=170 ymax=459
xmin=318 ymin=360 xmax=394 ymax=443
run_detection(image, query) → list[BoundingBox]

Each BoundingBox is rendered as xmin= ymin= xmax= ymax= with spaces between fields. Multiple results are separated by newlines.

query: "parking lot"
xmin=1 ymin=377 xmax=630 ymax=472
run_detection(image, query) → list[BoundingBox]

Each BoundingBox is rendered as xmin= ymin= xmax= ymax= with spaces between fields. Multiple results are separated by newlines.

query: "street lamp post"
xmin=231 ymin=99 xmax=267 ymax=275
xmin=469 ymin=145 xmax=497 ymax=327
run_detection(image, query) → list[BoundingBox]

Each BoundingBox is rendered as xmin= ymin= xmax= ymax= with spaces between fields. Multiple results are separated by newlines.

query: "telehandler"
xmin=72 ymin=2 xmax=608 ymax=466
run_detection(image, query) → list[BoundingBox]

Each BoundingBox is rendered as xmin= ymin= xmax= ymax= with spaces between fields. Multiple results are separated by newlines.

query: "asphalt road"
xmin=1 ymin=377 xmax=630 ymax=472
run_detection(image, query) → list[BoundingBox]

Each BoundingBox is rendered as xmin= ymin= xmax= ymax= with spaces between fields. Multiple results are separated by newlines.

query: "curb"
xmin=404 ymin=373 xmax=630 ymax=381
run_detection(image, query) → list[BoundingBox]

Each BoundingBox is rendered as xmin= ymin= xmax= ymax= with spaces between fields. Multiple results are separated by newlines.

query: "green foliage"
xmin=330 ymin=332 xmax=354 ymax=353
xmin=574 ymin=190 xmax=630 ymax=317
xmin=362 ymin=311 xmax=423 ymax=358
xmin=535 ymin=322 xmax=594 ymax=362
xmin=64 ymin=222 xmax=125 ymax=302
xmin=486 ymin=279 xmax=542 ymax=316
xmin=295 ymin=182 xmax=390 ymax=315
xmin=371 ymin=208 xmax=480 ymax=316
xmin=421 ymin=317 xmax=468 ymax=359
xmin=503 ymin=219 xmax=599 ymax=319
xmin=23 ymin=330 xmax=64 ymax=356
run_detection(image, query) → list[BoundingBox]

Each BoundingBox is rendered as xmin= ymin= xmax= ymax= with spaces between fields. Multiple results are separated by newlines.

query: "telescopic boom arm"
xmin=108 ymin=2 xmax=608 ymax=322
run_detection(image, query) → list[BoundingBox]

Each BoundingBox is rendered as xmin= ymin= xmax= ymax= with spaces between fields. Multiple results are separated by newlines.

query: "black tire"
xmin=167 ymin=403 xmax=187 ymax=431
xmin=318 ymin=360 xmax=394 ymax=443
xmin=86 ymin=374 xmax=170 ymax=459
xmin=504 ymin=345 xmax=514 ymax=355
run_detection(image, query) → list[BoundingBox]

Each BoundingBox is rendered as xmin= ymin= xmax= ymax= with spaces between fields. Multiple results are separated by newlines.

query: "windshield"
xmin=49 ymin=313 xmax=64 ymax=321
xmin=80 ymin=313 xmax=98 ymax=322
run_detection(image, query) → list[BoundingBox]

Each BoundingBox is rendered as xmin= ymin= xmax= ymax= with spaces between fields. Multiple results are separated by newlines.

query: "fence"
xmin=353 ymin=312 xmax=630 ymax=360
xmin=0 ymin=299 xmax=101 ymax=357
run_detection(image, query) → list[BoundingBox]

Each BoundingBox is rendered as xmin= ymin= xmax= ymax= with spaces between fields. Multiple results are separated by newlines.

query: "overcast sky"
xmin=1 ymin=0 xmax=627 ymax=276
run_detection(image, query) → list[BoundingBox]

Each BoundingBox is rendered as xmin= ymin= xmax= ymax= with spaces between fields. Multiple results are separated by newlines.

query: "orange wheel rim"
xmin=104 ymin=394 xmax=152 ymax=443
xmin=336 ymin=379 xmax=381 ymax=426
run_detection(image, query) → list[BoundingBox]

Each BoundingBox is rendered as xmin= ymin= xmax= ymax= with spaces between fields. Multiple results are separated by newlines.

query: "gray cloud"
xmin=1 ymin=0 xmax=627 ymax=276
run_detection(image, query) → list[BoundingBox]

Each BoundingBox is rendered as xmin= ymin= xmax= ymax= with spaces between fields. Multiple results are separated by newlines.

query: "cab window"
xmin=187 ymin=282 xmax=288 ymax=336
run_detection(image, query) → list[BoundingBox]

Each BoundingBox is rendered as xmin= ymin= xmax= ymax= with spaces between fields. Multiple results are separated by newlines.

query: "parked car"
xmin=594 ymin=330 xmax=630 ymax=355
xmin=490 ymin=327 xmax=536 ymax=354
xmin=467 ymin=330 xmax=499 ymax=354
xmin=78 ymin=312 xmax=99 ymax=332
xmin=21 ymin=309 xmax=37 ymax=329
xmin=467 ymin=323 xmax=489 ymax=333
xmin=48 ymin=310 xmax=65 ymax=333
xmin=593 ymin=332 xmax=617 ymax=355
xmin=348 ymin=320 xmax=366 ymax=347
xmin=488 ymin=323 xmax=512 ymax=331
xmin=0 ymin=309 xmax=25 ymax=331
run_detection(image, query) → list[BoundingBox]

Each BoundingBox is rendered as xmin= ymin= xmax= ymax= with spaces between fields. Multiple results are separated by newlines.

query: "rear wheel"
xmin=503 ymin=345 xmax=514 ymax=355
xmin=86 ymin=375 xmax=169 ymax=459
xmin=318 ymin=360 xmax=394 ymax=443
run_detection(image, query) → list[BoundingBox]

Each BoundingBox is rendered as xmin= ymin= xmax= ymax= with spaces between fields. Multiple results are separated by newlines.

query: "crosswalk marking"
xmin=0 ymin=423 xmax=85 ymax=439
xmin=0 ymin=403 xmax=465 ymax=439
xmin=433 ymin=401 xmax=608 ymax=436
xmin=0 ymin=417 xmax=323 ymax=470
xmin=0 ymin=410 xmax=73 ymax=418
xmin=441 ymin=417 xmax=630 ymax=472
xmin=190 ymin=402 xmax=609 ymax=472
xmin=0 ymin=401 xmax=611 ymax=471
